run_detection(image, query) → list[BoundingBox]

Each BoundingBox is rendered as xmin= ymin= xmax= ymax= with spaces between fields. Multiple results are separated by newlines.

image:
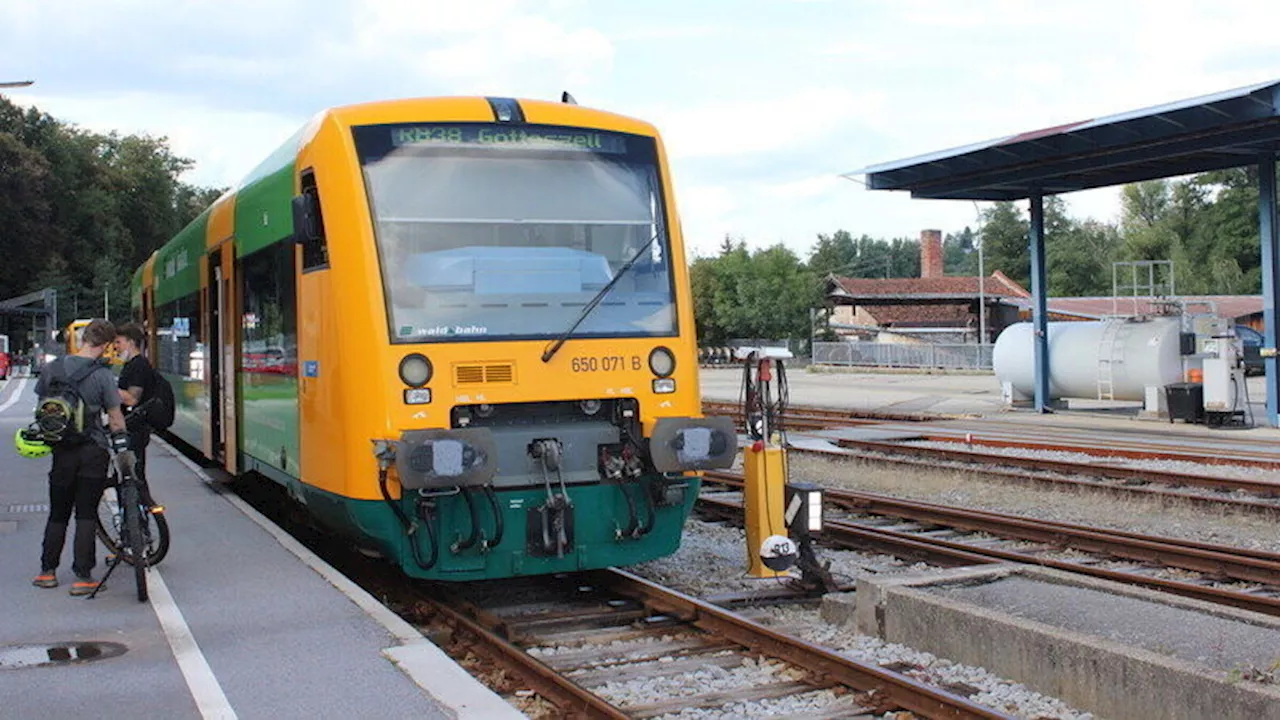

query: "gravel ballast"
xmin=632 ymin=517 xmax=1092 ymax=719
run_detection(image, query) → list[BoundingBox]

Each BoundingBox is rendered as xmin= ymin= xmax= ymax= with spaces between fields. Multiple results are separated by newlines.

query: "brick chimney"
xmin=920 ymin=229 xmax=944 ymax=279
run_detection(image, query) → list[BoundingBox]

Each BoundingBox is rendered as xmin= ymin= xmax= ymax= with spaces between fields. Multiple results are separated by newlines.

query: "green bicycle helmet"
xmin=15 ymin=426 xmax=51 ymax=459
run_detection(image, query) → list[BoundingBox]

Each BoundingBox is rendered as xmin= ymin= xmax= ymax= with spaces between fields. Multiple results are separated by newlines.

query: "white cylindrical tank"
xmin=993 ymin=317 xmax=1184 ymax=401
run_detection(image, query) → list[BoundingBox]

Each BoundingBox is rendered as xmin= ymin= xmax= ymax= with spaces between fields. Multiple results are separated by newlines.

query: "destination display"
xmin=388 ymin=125 xmax=628 ymax=154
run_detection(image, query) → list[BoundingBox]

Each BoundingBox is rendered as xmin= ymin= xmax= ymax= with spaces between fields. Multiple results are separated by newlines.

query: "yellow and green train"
xmin=131 ymin=95 xmax=735 ymax=580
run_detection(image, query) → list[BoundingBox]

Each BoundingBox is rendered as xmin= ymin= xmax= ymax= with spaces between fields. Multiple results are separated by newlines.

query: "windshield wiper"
xmin=541 ymin=231 xmax=660 ymax=363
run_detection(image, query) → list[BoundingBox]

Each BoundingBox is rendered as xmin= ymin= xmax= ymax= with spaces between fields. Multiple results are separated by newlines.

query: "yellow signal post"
xmin=744 ymin=438 xmax=788 ymax=577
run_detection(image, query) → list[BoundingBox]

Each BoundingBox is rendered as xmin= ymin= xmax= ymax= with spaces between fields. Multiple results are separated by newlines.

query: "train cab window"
xmin=352 ymin=123 xmax=678 ymax=343
xmin=296 ymin=169 xmax=329 ymax=271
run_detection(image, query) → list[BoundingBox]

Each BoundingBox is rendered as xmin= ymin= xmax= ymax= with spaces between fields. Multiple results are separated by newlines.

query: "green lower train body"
xmin=288 ymin=474 xmax=701 ymax=580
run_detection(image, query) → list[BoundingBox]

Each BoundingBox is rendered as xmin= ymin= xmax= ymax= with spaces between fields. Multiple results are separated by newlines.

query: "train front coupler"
xmin=528 ymin=438 xmax=573 ymax=558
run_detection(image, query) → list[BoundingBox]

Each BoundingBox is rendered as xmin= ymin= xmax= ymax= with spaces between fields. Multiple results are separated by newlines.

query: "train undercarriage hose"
xmin=618 ymin=481 xmax=639 ymax=538
xmin=482 ymin=486 xmax=504 ymax=551
xmin=377 ymin=466 xmax=438 ymax=571
xmin=451 ymin=487 xmax=481 ymax=552
xmin=637 ymin=479 xmax=655 ymax=537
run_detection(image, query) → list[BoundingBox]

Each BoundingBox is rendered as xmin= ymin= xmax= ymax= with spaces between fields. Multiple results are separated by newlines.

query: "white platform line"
xmin=148 ymin=569 xmax=239 ymax=719
xmin=153 ymin=437 xmax=524 ymax=720
xmin=0 ymin=378 xmax=30 ymax=414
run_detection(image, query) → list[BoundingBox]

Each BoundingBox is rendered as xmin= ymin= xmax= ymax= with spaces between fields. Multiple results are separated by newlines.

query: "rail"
xmin=419 ymin=569 xmax=1015 ymax=719
xmin=701 ymin=473 xmax=1280 ymax=618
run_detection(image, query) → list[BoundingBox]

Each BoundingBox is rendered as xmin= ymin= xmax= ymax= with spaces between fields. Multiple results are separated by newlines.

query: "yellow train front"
xmin=64 ymin=319 xmax=122 ymax=366
xmin=133 ymin=96 xmax=735 ymax=580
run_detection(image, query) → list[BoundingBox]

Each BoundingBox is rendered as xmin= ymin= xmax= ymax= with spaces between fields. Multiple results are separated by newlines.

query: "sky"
xmin=3 ymin=0 xmax=1280 ymax=261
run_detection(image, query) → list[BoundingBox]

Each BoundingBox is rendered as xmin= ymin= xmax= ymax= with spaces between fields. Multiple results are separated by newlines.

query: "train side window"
xmin=295 ymin=169 xmax=329 ymax=271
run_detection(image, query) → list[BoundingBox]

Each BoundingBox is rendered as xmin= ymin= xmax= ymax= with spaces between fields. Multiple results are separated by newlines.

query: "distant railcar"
xmin=64 ymin=319 xmax=122 ymax=366
xmin=131 ymin=96 xmax=734 ymax=580
xmin=0 ymin=334 xmax=9 ymax=380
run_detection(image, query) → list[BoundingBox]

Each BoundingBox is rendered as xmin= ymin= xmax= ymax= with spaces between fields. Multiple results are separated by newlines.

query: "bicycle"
xmin=92 ymin=444 xmax=170 ymax=602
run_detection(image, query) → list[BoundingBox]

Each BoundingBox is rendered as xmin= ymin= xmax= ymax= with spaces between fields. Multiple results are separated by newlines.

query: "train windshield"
xmin=353 ymin=123 xmax=677 ymax=344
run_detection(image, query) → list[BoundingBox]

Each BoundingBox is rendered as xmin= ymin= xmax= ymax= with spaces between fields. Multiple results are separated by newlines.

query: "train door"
xmin=206 ymin=250 xmax=224 ymax=461
xmin=205 ymin=246 xmax=240 ymax=471
xmin=142 ymin=288 xmax=157 ymax=365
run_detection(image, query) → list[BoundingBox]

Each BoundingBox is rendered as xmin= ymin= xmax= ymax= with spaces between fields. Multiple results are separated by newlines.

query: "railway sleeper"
xmin=542 ymin=637 xmax=737 ymax=672
xmin=565 ymin=651 xmax=744 ymax=688
xmin=625 ymin=680 xmax=827 ymax=720
xmin=524 ymin=618 xmax=686 ymax=647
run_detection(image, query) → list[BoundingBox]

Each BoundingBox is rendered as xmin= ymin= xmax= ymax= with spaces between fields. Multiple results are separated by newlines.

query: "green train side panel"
xmin=298 ymin=476 xmax=703 ymax=581
xmin=154 ymin=212 xmax=208 ymax=305
xmin=238 ymin=372 xmax=300 ymax=476
xmin=234 ymin=165 xmax=295 ymax=258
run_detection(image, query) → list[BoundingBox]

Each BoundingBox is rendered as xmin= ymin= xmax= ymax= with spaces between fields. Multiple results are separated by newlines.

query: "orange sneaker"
xmin=32 ymin=572 xmax=57 ymax=589
xmin=69 ymin=577 xmax=100 ymax=596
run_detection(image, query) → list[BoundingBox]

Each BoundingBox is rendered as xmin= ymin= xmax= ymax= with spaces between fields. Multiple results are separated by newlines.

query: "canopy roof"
xmin=850 ymin=80 xmax=1280 ymax=200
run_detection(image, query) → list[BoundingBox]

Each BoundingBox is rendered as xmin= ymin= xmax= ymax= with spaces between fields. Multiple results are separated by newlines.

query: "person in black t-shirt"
xmin=114 ymin=322 xmax=161 ymax=511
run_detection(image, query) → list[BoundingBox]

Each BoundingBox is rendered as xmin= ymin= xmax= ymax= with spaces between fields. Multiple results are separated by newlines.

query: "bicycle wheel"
xmin=120 ymin=483 xmax=148 ymax=603
xmin=96 ymin=488 xmax=170 ymax=567
xmin=96 ymin=485 xmax=123 ymax=556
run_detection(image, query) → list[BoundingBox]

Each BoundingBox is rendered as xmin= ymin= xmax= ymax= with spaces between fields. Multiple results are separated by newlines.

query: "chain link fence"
xmin=813 ymin=341 xmax=993 ymax=370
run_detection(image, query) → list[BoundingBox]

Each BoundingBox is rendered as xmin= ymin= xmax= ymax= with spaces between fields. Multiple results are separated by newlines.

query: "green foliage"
xmin=806 ymin=230 xmax=922 ymax=279
xmin=1121 ymin=169 xmax=1270 ymax=294
xmin=0 ymin=97 xmax=224 ymax=342
xmin=944 ymin=226 xmax=977 ymax=275
xmin=979 ymin=201 xmax=1031 ymax=288
xmin=690 ymin=237 xmax=816 ymax=347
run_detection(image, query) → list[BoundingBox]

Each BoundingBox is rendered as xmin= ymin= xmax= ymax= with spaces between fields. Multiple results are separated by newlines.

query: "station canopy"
xmin=849 ymin=80 xmax=1280 ymax=200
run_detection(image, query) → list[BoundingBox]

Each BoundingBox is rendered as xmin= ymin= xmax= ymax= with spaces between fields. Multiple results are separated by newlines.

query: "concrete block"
xmin=854 ymin=565 xmax=1016 ymax=636
xmin=856 ymin=565 xmax=1280 ymax=720
xmin=818 ymin=591 xmax=857 ymax=627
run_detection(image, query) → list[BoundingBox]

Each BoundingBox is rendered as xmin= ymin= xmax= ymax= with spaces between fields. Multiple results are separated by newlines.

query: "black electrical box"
xmin=1179 ymin=332 xmax=1196 ymax=356
xmin=1165 ymin=382 xmax=1203 ymax=424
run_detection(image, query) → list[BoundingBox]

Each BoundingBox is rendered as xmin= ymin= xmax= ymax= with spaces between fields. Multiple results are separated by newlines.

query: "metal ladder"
xmin=1097 ymin=321 xmax=1122 ymax=400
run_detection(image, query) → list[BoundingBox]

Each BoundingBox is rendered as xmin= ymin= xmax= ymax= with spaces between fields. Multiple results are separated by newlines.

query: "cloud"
xmin=5 ymin=0 xmax=1280 ymax=264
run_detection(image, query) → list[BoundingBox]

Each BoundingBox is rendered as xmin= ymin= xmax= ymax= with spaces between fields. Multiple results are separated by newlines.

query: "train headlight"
xmin=399 ymin=354 xmax=432 ymax=387
xmin=403 ymin=388 xmax=432 ymax=405
xmin=648 ymin=347 xmax=675 ymax=377
xmin=652 ymin=378 xmax=676 ymax=394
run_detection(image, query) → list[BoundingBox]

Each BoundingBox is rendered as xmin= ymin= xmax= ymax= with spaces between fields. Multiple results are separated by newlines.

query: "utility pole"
xmin=973 ymin=202 xmax=987 ymax=345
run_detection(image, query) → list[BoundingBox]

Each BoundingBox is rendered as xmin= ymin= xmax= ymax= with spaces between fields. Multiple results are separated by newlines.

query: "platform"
xmin=0 ymin=377 xmax=522 ymax=720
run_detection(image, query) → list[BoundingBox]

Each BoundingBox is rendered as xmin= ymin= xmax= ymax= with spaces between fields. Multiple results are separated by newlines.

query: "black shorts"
xmin=50 ymin=442 xmax=110 ymax=487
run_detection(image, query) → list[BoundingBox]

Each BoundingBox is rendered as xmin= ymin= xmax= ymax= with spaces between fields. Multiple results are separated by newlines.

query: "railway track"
xmin=702 ymin=403 xmax=1280 ymax=511
xmin=700 ymin=472 xmax=1280 ymax=618
xmin=701 ymin=401 xmax=1280 ymax=470
xmin=793 ymin=439 xmax=1280 ymax=520
xmin=414 ymin=569 xmax=1014 ymax=719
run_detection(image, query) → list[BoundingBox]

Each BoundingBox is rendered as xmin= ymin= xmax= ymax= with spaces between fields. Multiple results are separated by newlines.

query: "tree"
xmin=0 ymin=96 xmax=224 ymax=346
xmin=1114 ymin=168 xmax=1269 ymax=295
xmin=690 ymin=240 xmax=815 ymax=346
xmin=807 ymin=230 xmax=856 ymax=278
xmin=1047 ymin=220 xmax=1121 ymax=296
xmin=980 ymin=201 xmax=1029 ymax=288
xmin=944 ymin=226 xmax=977 ymax=275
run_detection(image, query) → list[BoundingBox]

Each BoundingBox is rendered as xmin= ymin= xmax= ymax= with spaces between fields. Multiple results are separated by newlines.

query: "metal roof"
xmin=848 ymin=80 xmax=1280 ymax=200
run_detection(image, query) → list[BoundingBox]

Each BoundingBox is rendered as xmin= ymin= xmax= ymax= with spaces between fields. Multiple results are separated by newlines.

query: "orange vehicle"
xmin=64 ymin=319 xmax=122 ymax=365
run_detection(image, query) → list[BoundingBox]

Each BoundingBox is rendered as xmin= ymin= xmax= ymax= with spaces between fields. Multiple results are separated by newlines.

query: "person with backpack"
xmin=29 ymin=318 xmax=128 ymax=596
xmin=113 ymin=322 xmax=167 ymax=512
